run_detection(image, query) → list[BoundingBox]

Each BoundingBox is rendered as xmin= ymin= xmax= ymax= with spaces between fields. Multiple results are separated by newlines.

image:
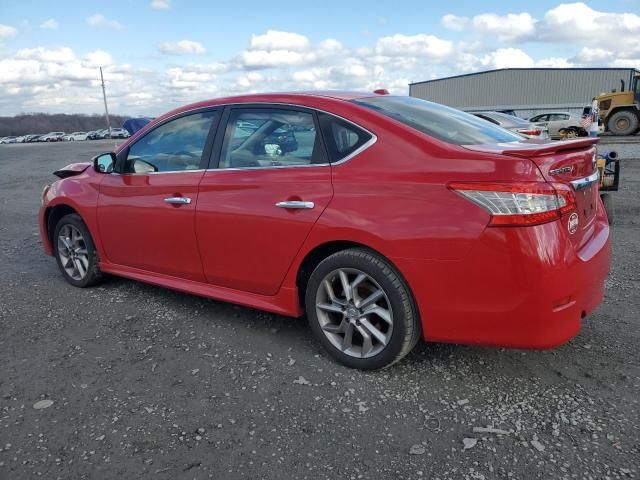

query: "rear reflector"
xmin=449 ymin=182 xmax=576 ymax=226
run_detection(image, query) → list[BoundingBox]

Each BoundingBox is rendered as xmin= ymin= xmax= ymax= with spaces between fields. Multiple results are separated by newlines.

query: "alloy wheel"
xmin=315 ymin=268 xmax=393 ymax=358
xmin=57 ymin=224 xmax=90 ymax=281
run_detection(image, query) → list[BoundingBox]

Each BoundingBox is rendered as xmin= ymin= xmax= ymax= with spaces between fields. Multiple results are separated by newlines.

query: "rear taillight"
xmin=449 ymin=182 xmax=576 ymax=226
xmin=517 ymin=128 xmax=542 ymax=136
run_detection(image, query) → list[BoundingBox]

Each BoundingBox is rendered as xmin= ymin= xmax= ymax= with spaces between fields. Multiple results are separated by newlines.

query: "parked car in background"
xmin=109 ymin=128 xmax=130 ymax=139
xmin=68 ymin=132 xmax=89 ymax=141
xmin=0 ymin=136 xmax=17 ymax=144
xmin=40 ymin=132 xmax=66 ymax=142
xmin=87 ymin=129 xmax=107 ymax=140
xmin=39 ymin=92 xmax=610 ymax=369
xmin=472 ymin=111 xmax=549 ymax=139
xmin=27 ymin=134 xmax=44 ymax=142
xmin=529 ymin=112 xmax=587 ymax=139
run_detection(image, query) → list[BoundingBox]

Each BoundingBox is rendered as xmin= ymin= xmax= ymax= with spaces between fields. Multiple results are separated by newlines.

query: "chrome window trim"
xmin=119 ymin=101 xmax=377 ymax=175
xmin=111 ymin=169 xmax=206 ymax=176
xmin=211 ymin=102 xmax=377 ymax=171
xmin=205 ymin=163 xmax=329 ymax=173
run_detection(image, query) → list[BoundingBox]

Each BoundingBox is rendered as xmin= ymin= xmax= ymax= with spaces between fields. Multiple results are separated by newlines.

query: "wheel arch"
xmin=294 ymin=240 xmax=419 ymax=319
xmin=45 ymin=203 xmax=80 ymax=247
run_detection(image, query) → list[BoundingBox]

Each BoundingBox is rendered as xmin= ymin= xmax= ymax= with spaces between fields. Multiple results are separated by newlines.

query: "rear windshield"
xmin=353 ymin=96 xmax=522 ymax=145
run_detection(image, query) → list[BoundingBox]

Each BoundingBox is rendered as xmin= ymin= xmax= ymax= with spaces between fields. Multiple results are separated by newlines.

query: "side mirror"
xmin=94 ymin=152 xmax=116 ymax=173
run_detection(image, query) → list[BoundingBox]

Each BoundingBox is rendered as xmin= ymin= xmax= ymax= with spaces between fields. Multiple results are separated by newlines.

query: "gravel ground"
xmin=1 ymin=140 xmax=639 ymax=480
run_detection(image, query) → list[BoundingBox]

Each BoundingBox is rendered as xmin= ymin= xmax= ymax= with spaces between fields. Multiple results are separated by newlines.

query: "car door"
xmin=546 ymin=114 xmax=566 ymax=137
xmin=97 ymin=109 xmax=219 ymax=281
xmin=195 ymin=105 xmax=333 ymax=296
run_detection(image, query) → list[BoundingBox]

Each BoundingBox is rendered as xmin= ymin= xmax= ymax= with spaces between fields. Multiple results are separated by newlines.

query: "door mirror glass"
xmin=94 ymin=153 xmax=115 ymax=173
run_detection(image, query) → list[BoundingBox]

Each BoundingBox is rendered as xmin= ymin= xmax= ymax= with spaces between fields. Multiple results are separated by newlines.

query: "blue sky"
xmin=0 ymin=1 xmax=639 ymax=115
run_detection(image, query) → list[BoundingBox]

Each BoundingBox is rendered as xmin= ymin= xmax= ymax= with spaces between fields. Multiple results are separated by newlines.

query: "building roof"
xmin=409 ymin=67 xmax=640 ymax=87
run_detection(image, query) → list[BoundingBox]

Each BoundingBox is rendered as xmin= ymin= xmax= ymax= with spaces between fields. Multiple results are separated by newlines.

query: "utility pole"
xmin=100 ymin=67 xmax=111 ymax=137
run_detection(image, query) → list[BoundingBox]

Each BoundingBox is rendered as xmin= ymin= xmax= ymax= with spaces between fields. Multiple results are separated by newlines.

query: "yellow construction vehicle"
xmin=596 ymin=150 xmax=619 ymax=224
xmin=596 ymin=73 xmax=640 ymax=136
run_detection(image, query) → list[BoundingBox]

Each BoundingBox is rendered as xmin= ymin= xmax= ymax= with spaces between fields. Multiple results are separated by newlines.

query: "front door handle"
xmin=164 ymin=196 xmax=192 ymax=205
xmin=275 ymin=200 xmax=315 ymax=209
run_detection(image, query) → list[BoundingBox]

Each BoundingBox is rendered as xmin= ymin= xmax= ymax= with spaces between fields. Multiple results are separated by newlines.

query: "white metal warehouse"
xmin=409 ymin=68 xmax=640 ymax=118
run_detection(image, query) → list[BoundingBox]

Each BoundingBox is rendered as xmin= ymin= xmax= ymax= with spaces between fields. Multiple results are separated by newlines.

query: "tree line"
xmin=0 ymin=113 xmax=131 ymax=137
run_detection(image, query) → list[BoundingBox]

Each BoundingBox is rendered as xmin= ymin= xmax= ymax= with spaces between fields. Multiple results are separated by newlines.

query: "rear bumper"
xmin=394 ymin=203 xmax=611 ymax=349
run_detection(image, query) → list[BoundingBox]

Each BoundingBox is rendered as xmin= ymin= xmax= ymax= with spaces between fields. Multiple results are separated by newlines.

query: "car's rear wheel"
xmin=305 ymin=248 xmax=421 ymax=369
xmin=53 ymin=214 xmax=102 ymax=287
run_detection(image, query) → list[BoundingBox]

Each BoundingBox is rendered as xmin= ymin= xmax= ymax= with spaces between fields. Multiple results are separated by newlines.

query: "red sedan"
xmin=39 ymin=92 xmax=611 ymax=369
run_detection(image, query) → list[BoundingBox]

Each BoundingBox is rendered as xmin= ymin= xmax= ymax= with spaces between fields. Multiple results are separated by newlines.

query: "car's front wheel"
xmin=305 ymin=248 xmax=421 ymax=369
xmin=53 ymin=214 xmax=102 ymax=287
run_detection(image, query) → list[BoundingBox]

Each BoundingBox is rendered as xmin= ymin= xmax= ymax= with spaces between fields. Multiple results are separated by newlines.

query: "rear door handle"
xmin=275 ymin=201 xmax=315 ymax=209
xmin=164 ymin=196 xmax=192 ymax=205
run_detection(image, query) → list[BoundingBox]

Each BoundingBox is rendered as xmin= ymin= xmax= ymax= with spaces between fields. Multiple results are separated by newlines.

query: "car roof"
xmin=159 ymin=91 xmax=380 ymax=119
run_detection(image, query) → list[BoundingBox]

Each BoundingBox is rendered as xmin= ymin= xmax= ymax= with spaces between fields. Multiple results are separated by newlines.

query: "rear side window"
xmin=318 ymin=113 xmax=372 ymax=162
xmin=353 ymin=96 xmax=522 ymax=145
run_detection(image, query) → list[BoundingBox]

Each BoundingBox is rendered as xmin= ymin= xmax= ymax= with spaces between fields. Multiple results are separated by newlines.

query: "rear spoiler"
xmin=464 ymin=138 xmax=599 ymax=158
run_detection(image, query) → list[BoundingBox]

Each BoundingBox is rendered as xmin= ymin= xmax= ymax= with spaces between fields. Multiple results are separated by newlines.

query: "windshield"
xmin=353 ymin=96 xmax=522 ymax=145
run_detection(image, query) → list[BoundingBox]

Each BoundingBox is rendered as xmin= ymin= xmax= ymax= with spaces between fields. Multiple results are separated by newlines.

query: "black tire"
xmin=607 ymin=110 xmax=639 ymax=136
xmin=305 ymin=248 xmax=421 ymax=369
xmin=601 ymin=193 xmax=614 ymax=225
xmin=53 ymin=213 xmax=103 ymax=287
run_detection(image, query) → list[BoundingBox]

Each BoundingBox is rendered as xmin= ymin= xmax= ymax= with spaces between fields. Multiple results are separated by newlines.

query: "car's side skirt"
xmin=99 ymin=262 xmax=303 ymax=317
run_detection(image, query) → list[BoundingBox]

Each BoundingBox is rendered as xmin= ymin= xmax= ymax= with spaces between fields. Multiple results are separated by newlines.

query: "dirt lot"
xmin=0 ymin=140 xmax=638 ymax=480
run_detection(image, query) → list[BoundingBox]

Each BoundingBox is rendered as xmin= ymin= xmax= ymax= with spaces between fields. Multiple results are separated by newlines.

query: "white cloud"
xmin=87 ymin=14 xmax=122 ymax=30
xmin=441 ymin=14 xmax=467 ymax=32
xmin=535 ymin=57 xmax=573 ymax=68
xmin=0 ymin=24 xmax=18 ymax=38
xmin=40 ymin=19 xmax=59 ymax=30
xmin=84 ymin=50 xmax=113 ymax=67
xmin=375 ymin=34 xmax=453 ymax=59
xmin=159 ymin=40 xmax=207 ymax=55
xmin=442 ymin=12 xmax=536 ymax=41
xmin=249 ymin=30 xmax=310 ymax=52
xmin=480 ymin=48 xmax=535 ymax=69
xmin=16 ymin=47 xmax=76 ymax=63
xmin=151 ymin=0 xmax=171 ymax=9
xmin=540 ymin=2 xmax=640 ymax=52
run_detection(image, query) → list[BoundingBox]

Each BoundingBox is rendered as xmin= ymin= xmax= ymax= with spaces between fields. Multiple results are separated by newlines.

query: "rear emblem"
xmin=549 ymin=166 xmax=574 ymax=175
xmin=568 ymin=213 xmax=579 ymax=234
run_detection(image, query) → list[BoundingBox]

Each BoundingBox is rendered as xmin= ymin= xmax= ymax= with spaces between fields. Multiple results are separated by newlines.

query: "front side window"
xmin=219 ymin=108 xmax=323 ymax=169
xmin=354 ymin=96 xmax=522 ymax=145
xmin=124 ymin=110 xmax=217 ymax=173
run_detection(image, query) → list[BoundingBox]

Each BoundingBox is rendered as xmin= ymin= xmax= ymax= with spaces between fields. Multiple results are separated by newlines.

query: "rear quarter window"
xmin=317 ymin=113 xmax=373 ymax=162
